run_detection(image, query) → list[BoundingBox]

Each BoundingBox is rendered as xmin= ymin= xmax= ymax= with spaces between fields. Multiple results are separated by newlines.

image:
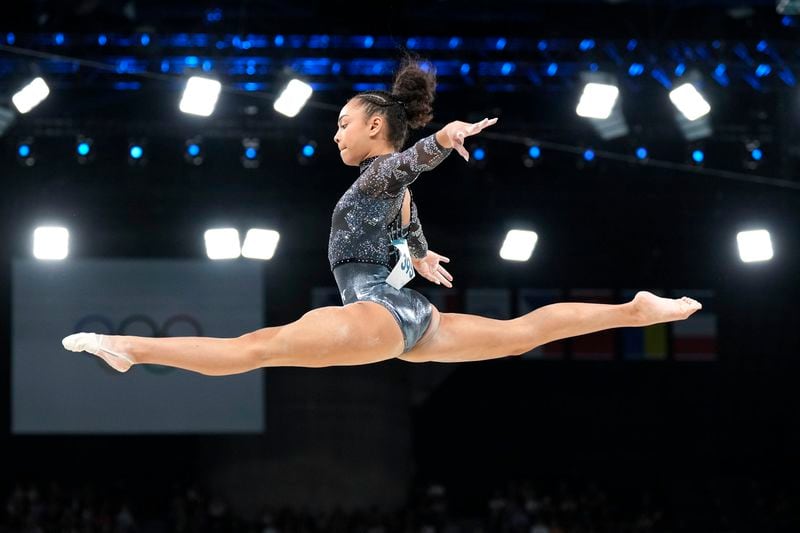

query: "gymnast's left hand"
xmin=411 ymin=250 xmax=453 ymax=288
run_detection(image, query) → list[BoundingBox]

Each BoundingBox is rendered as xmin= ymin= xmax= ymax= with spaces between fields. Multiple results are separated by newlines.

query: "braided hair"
xmin=350 ymin=52 xmax=437 ymax=151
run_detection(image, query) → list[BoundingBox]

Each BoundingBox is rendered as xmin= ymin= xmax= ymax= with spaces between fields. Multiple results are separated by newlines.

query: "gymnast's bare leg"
xmin=62 ymin=291 xmax=700 ymax=374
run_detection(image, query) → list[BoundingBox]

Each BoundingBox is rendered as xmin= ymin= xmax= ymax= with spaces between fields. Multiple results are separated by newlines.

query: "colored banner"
xmin=567 ymin=289 xmax=615 ymax=360
xmin=671 ymin=289 xmax=717 ymax=361
xmin=620 ymin=289 xmax=668 ymax=361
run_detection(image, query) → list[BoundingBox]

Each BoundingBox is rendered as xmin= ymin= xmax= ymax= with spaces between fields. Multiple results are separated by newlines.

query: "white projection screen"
xmin=12 ymin=258 xmax=265 ymax=434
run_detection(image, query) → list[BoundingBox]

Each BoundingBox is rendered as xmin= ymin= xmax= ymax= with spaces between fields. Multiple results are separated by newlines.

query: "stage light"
xmin=499 ymin=230 xmax=538 ymax=262
xmin=184 ymin=137 xmax=204 ymax=165
xmin=204 ymin=228 xmax=241 ymax=260
xmin=546 ymin=63 xmax=558 ymax=76
xmin=140 ymin=33 xmax=151 ymax=46
xmin=751 ymin=148 xmax=763 ymax=161
xmin=669 ymin=83 xmax=711 ymax=120
xmin=76 ymin=136 xmax=94 ymax=164
xmin=523 ymin=144 xmax=542 ymax=168
xmin=460 ymin=63 xmax=471 ymax=75
xmin=579 ymin=39 xmax=595 ymax=51
xmin=576 ymin=82 xmax=620 ymax=119
xmin=737 ymin=229 xmax=773 ymax=263
xmin=577 ymin=72 xmax=628 ymax=139
xmin=472 ymin=147 xmax=486 ymax=161
xmin=12 ymin=77 xmax=50 ymax=114
xmin=755 ymin=64 xmax=772 ymax=77
xmin=297 ymin=140 xmax=318 ymax=165
xmin=17 ymin=138 xmax=34 ymax=166
xmin=241 ymin=138 xmax=260 ymax=169
xmin=242 ymin=229 xmax=280 ymax=260
xmin=628 ymin=63 xmax=645 ymax=76
xmin=98 ymin=34 xmax=107 ymax=46
xmin=583 ymin=149 xmax=595 ymax=161
xmin=692 ymin=149 xmax=704 ymax=164
xmin=273 ymin=79 xmax=313 ymax=117
xmin=635 ymin=147 xmax=648 ymax=160
xmin=33 ymin=226 xmax=69 ymax=260
xmin=179 ymin=76 xmax=222 ymax=117
xmin=128 ymin=141 xmax=146 ymax=165
xmin=495 ymin=37 xmax=507 ymax=50
xmin=670 ymin=73 xmax=712 ymax=141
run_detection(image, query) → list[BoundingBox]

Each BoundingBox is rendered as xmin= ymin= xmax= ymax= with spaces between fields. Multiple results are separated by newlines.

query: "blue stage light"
xmin=628 ymin=63 xmax=644 ymax=76
xmin=54 ymin=33 xmax=64 ymax=45
xmin=187 ymin=144 xmax=200 ymax=157
xmin=528 ymin=146 xmax=541 ymax=159
xmin=363 ymin=35 xmax=374 ymax=48
xmin=130 ymin=145 xmax=143 ymax=159
xmin=751 ymin=148 xmax=763 ymax=161
xmin=589 ymin=63 xmax=599 ymax=72
xmin=636 ymin=147 xmax=648 ymax=160
xmin=274 ymin=34 xmax=284 ymax=46
xmin=140 ymin=34 xmax=150 ymax=46
xmin=757 ymin=40 xmax=768 ymax=52
xmin=627 ymin=39 xmax=638 ymax=51
xmin=472 ymin=147 xmax=485 ymax=161
xmin=6 ymin=33 xmax=15 ymax=45
xmin=449 ymin=37 xmax=461 ymax=49
xmin=546 ymin=63 xmax=558 ymax=76
xmin=302 ymin=144 xmax=315 ymax=157
xmin=537 ymin=40 xmax=548 ymax=51
xmin=692 ymin=150 xmax=704 ymax=163
xmin=495 ymin=37 xmax=507 ymax=50
xmin=579 ymin=39 xmax=595 ymax=51
xmin=98 ymin=34 xmax=107 ymax=46
xmin=501 ymin=62 xmax=514 ymax=75
xmin=460 ymin=63 xmax=471 ymax=75
xmin=583 ymin=149 xmax=595 ymax=162
xmin=77 ymin=142 xmax=90 ymax=156
xmin=674 ymin=63 xmax=686 ymax=76
xmin=18 ymin=144 xmax=31 ymax=158
xmin=755 ymin=64 xmax=772 ymax=77
xmin=245 ymin=147 xmax=258 ymax=160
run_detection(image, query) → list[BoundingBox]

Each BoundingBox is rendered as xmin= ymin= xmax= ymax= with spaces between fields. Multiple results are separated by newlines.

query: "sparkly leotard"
xmin=328 ymin=133 xmax=452 ymax=352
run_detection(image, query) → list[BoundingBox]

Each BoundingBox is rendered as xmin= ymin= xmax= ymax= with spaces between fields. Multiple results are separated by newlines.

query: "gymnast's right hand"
xmin=437 ymin=117 xmax=499 ymax=161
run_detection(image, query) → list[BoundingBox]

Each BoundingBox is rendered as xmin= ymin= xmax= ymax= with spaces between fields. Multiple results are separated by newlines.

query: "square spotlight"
xmin=204 ymin=228 xmax=241 ymax=260
xmin=33 ymin=226 xmax=69 ymax=260
xmin=576 ymin=82 xmax=620 ymax=119
xmin=499 ymin=230 xmax=538 ymax=262
xmin=736 ymin=229 xmax=773 ymax=263
xmin=12 ymin=77 xmax=50 ymax=114
xmin=242 ymin=229 xmax=280 ymax=260
xmin=669 ymin=82 xmax=711 ymax=121
xmin=273 ymin=79 xmax=313 ymax=117
xmin=179 ymin=76 xmax=222 ymax=117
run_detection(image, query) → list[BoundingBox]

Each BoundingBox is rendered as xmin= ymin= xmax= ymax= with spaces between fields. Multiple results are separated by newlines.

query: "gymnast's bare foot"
xmin=631 ymin=291 xmax=702 ymax=327
xmin=61 ymin=333 xmax=135 ymax=373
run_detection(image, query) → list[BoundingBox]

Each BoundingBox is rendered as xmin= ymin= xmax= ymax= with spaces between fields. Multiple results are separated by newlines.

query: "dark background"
xmin=1 ymin=1 xmax=800 ymax=531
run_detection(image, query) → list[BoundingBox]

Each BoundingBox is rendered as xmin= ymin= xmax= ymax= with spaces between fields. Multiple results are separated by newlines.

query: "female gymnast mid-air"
xmin=62 ymin=57 xmax=701 ymax=374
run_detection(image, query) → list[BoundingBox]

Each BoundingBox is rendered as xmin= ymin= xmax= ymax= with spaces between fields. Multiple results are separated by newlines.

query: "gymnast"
xmin=62 ymin=56 xmax=701 ymax=374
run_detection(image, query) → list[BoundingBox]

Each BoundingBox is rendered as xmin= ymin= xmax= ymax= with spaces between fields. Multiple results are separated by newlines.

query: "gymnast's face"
xmin=333 ymin=100 xmax=388 ymax=167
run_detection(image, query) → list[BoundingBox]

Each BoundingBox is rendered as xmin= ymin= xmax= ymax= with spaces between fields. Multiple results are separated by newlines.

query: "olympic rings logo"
xmin=72 ymin=314 xmax=204 ymax=375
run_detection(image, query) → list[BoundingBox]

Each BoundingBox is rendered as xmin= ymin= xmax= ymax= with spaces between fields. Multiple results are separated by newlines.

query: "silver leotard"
xmin=328 ymin=133 xmax=452 ymax=352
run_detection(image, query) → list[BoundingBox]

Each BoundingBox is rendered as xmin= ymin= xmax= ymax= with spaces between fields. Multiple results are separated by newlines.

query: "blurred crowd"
xmin=2 ymin=476 xmax=798 ymax=533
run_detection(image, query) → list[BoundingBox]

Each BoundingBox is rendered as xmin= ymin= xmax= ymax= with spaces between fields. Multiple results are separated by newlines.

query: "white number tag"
xmin=386 ymin=238 xmax=415 ymax=290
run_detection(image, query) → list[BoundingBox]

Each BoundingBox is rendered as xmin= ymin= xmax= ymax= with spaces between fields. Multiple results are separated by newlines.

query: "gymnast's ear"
xmin=366 ymin=113 xmax=386 ymax=139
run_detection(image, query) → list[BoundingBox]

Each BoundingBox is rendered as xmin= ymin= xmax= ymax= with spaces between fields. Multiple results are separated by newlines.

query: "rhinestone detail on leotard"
xmin=328 ymin=133 xmax=452 ymax=271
